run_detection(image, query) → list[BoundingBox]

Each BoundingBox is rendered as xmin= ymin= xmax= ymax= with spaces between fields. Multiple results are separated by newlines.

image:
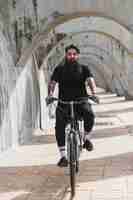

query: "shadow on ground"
xmin=0 ymin=165 xmax=69 ymax=200
xmin=22 ymin=125 xmax=129 ymax=146
xmin=1 ymin=151 xmax=133 ymax=200
xmin=24 ymin=134 xmax=56 ymax=145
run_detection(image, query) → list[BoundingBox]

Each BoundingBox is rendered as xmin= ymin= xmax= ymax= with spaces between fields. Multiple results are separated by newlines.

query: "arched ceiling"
xmin=44 ymin=35 xmax=128 ymax=96
xmin=45 ymin=29 xmax=129 ymax=76
xmin=14 ymin=1 xmax=133 ymax=99
xmin=79 ymin=58 xmax=111 ymax=91
xmin=10 ymin=0 xmax=133 ymax=31
xmin=18 ymin=11 xmax=133 ymax=67
xmin=36 ymin=0 xmax=133 ymax=32
xmin=55 ymin=17 xmax=133 ymax=51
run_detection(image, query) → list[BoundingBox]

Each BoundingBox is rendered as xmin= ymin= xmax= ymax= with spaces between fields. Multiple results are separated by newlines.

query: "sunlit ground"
xmin=1 ymin=91 xmax=133 ymax=199
xmin=0 ymin=133 xmax=133 ymax=167
xmin=64 ymin=175 xmax=133 ymax=200
xmin=0 ymin=191 xmax=31 ymax=200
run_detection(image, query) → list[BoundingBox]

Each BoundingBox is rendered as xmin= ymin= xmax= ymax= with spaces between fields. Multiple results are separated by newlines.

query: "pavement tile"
xmin=1 ymin=91 xmax=133 ymax=199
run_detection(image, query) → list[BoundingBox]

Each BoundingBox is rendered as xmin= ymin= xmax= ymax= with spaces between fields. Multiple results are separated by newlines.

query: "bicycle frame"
xmin=67 ymin=101 xmax=83 ymax=156
xmin=66 ymin=101 xmax=80 ymax=197
xmin=66 ymin=101 xmax=82 ymax=160
xmin=59 ymin=100 xmax=83 ymax=197
xmin=46 ymin=95 xmax=98 ymax=197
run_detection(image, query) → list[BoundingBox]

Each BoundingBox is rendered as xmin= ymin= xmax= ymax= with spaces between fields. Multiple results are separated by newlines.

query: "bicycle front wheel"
xmin=69 ymin=133 xmax=76 ymax=197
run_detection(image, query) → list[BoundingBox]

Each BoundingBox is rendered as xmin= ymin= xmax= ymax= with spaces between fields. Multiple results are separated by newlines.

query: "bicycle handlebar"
xmin=46 ymin=95 xmax=100 ymax=105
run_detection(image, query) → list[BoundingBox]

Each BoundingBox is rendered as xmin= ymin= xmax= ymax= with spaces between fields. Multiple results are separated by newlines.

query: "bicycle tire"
xmin=76 ymin=160 xmax=79 ymax=173
xmin=69 ymin=133 xmax=76 ymax=197
xmin=75 ymin=135 xmax=79 ymax=173
xmin=76 ymin=130 xmax=83 ymax=173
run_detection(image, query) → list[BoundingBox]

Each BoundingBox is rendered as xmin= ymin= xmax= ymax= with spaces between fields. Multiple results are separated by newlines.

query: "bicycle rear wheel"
xmin=69 ymin=133 xmax=76 ymax=197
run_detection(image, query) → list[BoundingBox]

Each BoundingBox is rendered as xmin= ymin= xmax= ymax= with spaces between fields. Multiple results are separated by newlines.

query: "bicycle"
xmin=46 ymin=95 xmax=99 ymax=197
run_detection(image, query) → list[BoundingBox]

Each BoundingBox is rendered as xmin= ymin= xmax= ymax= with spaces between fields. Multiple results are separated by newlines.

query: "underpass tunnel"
xmin=1 ymin=13 xmax=133 ymax=151
xmin=2 ymin=2 xmax=133 ymax=199
xmin=31 ymin=16 xmax=133 ymax=132
xmin=35 ymin=18 xmax=133 ymax=135
xmin=18 ymin=16 xmax=133 ymax=103
xmin=42 ymin=28 xmax=130 ymax=97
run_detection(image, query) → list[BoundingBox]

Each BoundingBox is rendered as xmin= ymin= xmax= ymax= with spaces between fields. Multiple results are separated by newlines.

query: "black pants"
xmin=55 ymin=102 xmax=95 ymax=147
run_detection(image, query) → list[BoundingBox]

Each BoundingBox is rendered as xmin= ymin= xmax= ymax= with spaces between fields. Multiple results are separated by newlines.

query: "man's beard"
xmin=66 ymin=58 xmax=77 ymax=64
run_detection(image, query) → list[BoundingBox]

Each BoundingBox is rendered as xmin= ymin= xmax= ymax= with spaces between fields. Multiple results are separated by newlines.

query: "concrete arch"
xmin=79 ymin=59 xmax=110 ymax=91
xmin=45 ymin=29 xmax=130 ymax=75
xmin=81 ymin=53 xmax=127 ymax=96
xmin=45 ymin=28 xmax=130 ymax=58
xmin=46 ymin=35 xmax=126 ymax=84
xmin=62 ymin=29 xmax=132 ymax=54
xmin=41 ymin=26 xmax=129 ymax=96
xmin=16 ymin=10 xmax=133 ymax=99
xmin=46 ymin=41 xmax=127 ymax=96
xmin=18 ymin=11 xmax=133 ymax=67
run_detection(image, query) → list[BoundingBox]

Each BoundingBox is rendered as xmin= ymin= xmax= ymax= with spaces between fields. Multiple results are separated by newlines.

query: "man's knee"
xmin=84 ymin=110 xmax=95 ymax=130
xmin=84 ymin=108 xmax=95 ymax=120
xmin=89 ymin=111 xmax=95 ymax=120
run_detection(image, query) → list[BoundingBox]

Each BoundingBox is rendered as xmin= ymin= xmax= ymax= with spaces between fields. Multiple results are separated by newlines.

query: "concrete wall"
xmin=1 ymin=0 xmax=133 ymax=61
xmin=0 ymin=28 xmax=41 ymax=151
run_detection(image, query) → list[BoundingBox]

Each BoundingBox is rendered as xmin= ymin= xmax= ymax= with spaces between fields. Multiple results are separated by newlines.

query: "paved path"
xmin=1 ymin=90 xmax=133 ymax=200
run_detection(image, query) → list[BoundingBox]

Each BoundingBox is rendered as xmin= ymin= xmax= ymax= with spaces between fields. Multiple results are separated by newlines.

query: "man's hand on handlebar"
xmin=45 ymin=96 xmax=54 ymax=105
xmin=46 ymin=95 xmax=100 ymax=105
xmin=91 ymin=95 xmax=100 ymax=104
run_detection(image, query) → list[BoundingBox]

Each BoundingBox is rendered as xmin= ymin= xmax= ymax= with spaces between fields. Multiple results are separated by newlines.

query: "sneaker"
xmin=57 ymin=157 xmax=68 ymax=167
xmin=83 ymin=140 xmax=93 ymax=151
